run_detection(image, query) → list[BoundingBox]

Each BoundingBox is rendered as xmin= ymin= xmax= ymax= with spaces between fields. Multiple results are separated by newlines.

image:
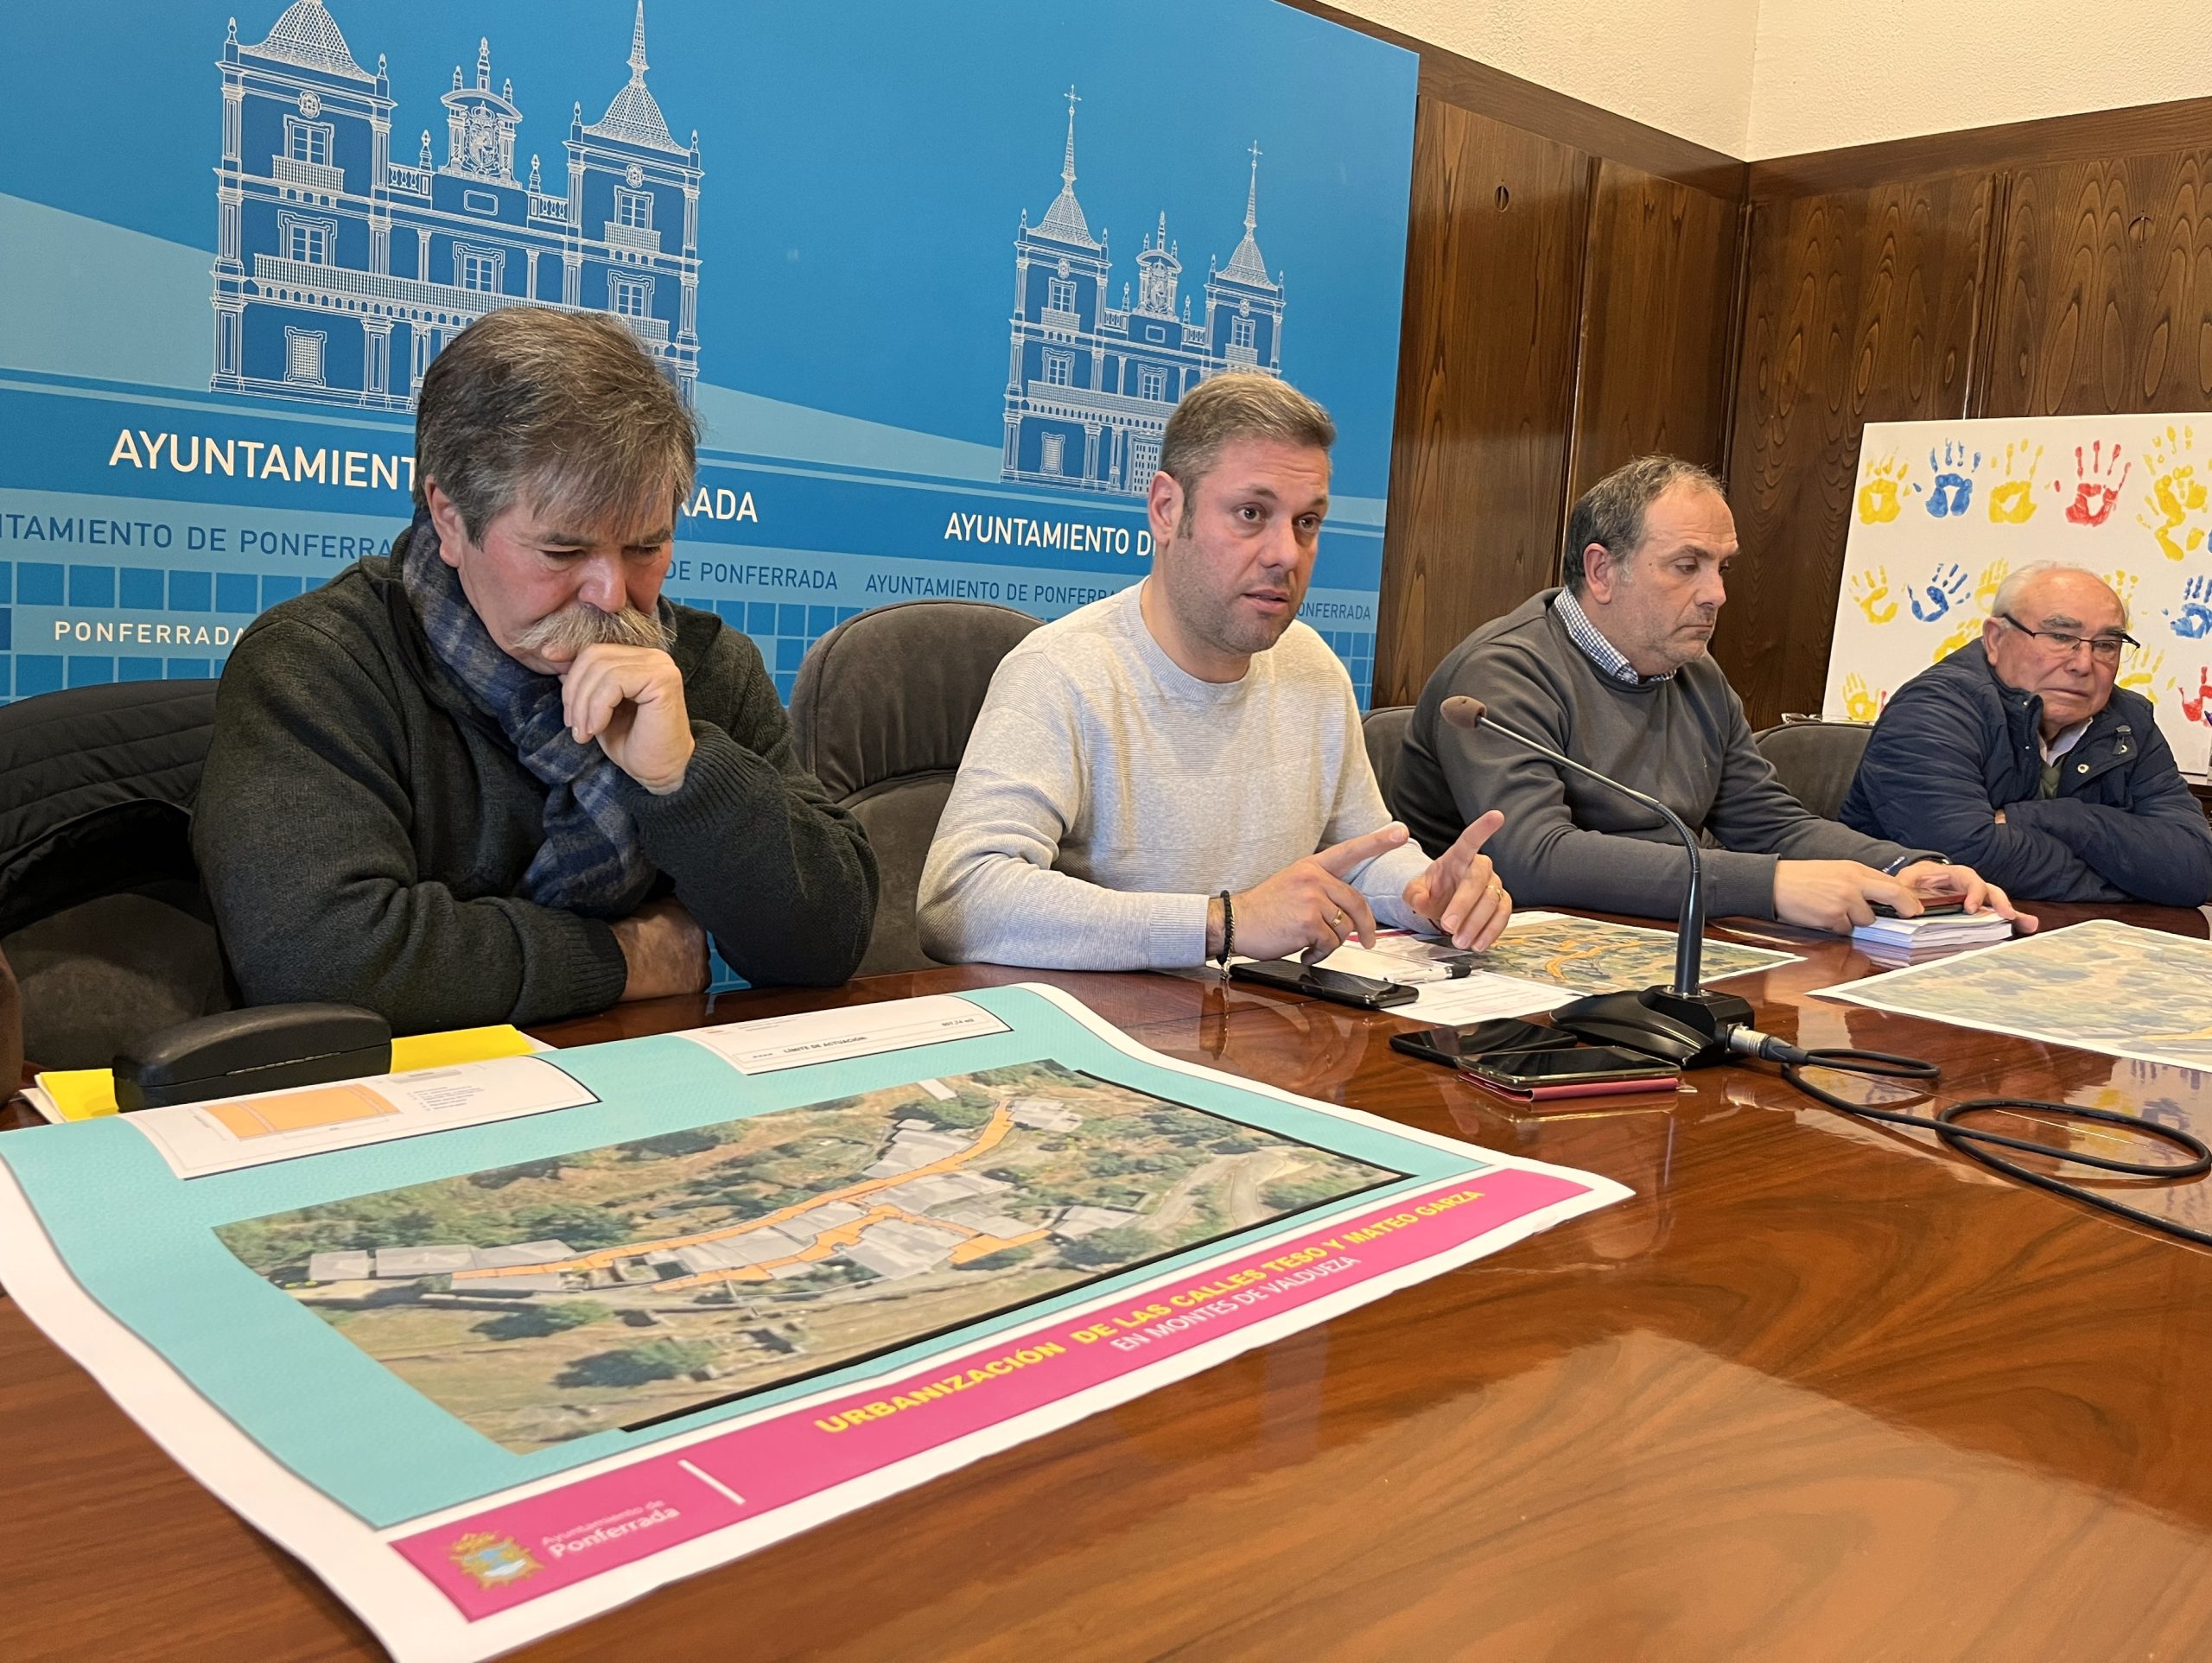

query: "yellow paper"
xmin=389 ymin=1025 xmax=541 ymax=1072
xmin=33 ymin=1024 xmax=544 ymax=1122
xmin=30 ymin=1070 xmax=119 ymax=1123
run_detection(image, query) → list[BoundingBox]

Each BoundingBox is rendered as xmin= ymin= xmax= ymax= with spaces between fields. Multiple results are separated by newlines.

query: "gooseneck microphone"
xmin=1440 ymin=695 xmax=1753 ymax=1068
xmin=1433 ymin=706 xmax=2212 ymax=1245
xmin=1442 ymin=696 xmax=1709 ymax=997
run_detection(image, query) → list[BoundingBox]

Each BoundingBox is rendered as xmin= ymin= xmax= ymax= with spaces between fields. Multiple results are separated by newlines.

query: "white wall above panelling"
xmin=1327 ymin=0 xmax=1759 ymax=157
xmin=1746 ymin=0 xmax=2212 ymax=157
xmin=1327 ymin=0 xmax=2212 ymax=161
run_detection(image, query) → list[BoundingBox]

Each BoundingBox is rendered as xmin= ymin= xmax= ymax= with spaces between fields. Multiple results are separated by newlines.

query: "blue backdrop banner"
xmin=0 ymin=0 xmax=1415 ymax=707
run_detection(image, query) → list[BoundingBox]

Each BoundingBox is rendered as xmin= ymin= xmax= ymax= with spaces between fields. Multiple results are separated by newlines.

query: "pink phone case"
xmin=1463 ymin=1069 xmax=1680 ymax=1104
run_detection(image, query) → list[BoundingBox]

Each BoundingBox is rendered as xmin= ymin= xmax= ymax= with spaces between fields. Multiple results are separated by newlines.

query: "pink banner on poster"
xmin=393 ymin=1167 xmax=1588 ymax=1617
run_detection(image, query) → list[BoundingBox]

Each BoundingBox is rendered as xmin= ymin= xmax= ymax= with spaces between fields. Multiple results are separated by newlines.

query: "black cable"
xmin=1726 ymin=1030 xmax=2212 ymax=1249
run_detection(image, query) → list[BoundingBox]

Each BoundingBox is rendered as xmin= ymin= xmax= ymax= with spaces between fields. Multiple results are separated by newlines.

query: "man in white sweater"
xmin=918 ymin=374 xmax=1512 ymax=971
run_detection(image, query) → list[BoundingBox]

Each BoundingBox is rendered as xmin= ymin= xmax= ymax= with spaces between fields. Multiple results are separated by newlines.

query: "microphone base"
xmin=1550 ymin=986 xmax=1756 ymax=1070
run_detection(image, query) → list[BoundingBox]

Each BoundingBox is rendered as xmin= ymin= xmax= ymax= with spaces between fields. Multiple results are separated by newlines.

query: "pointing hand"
xmin=1219 ymin=823 xmax=1410 ymax=963
xmin=1400 ymin=809 xmax=1513 ymax=950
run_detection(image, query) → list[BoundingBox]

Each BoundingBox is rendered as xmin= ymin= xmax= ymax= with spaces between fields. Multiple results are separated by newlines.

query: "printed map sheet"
xmin=1313 ymin=912 xmax=1802 ymax=1023
xmin=1460 ymin=911 xmax=1800 ymax=993
xmin=132 ymin=1054 xmax=601 ymax=1178
xmin=1818 ymin=919 xmax=2212 ymax=1070
xmin=0 ymin=985 xmax=1627 ymax=1663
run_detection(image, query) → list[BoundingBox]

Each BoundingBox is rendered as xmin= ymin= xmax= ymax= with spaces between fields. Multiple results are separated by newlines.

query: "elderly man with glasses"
xmin=1842 ymin=562 xmax=2212 ymax=904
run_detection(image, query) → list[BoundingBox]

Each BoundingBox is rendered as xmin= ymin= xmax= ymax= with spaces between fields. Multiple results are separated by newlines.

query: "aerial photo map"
xmin=1465 ymin=912 xmax=1797 ymax=993
xmin=217 ymin=1061 xmax=1401 ymax=1452
xmin=1825 ymin=919 xmax=2212 ymax=1070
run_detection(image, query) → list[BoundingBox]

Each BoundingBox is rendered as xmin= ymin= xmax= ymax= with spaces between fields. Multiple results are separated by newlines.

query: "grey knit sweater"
xmin=194 ymin=555 xmax=877 ymax=1031
xmin=1393 ymin=589 xmax=1925 ymax=921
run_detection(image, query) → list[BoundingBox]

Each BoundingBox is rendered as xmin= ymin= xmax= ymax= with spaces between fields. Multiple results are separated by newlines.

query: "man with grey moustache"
xmin=195 ymin=308 xmax=877 ymax=1031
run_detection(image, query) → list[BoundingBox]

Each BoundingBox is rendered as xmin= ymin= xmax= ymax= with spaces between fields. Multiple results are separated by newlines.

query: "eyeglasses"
xmin=1998 ymin=613 xmax=2139 ymax=663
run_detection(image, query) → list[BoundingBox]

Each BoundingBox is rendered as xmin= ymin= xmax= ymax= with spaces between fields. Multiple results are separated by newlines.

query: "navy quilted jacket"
xmin=1841 ymin=645 xmax=2212 ymax=904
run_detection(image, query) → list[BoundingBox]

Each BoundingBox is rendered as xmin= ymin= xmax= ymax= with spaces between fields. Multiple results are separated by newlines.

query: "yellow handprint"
xmin=1973 ymin=558 xmax=2010 ymax=609
xmin=2072 ymin=1082 xmax=2133 ymax=1116
xmin=1856 ymin=455 xmax=1910 ymax=524
xmin=1986 ymin=441 xmax=2043 ymax=524
xmin=1849 ymin=565 xmax=1897 ymax=625
xmin=2139 ymin=424 xmax=2209 ymax=560
xmin=2102 ymin=568 xmax=2139 ymax=612
xmin=1932 ymin=618 xmax=1980 ymax=662
xmin=2120 ymin=648 xmax=2164 ymax=701
xmin=1841 ymin=672 xmax=1882 ymax=722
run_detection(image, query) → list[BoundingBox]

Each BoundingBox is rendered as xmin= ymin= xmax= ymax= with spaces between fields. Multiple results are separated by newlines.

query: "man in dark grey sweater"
xmin=1394 ymin=457 xmax=2027 ymax=935
xmin=195 ymin=310 xmax=876 ymax=1032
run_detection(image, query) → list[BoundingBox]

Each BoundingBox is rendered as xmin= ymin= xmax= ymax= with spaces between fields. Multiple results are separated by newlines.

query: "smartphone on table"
xmin=1459 ymin=1044 xmax=1680 ymax=1102
xmin=1228 ymin=958 xmax=1420 ymax=1009
xmin=1390 ymin=1018 xmax=1575 ymax=1070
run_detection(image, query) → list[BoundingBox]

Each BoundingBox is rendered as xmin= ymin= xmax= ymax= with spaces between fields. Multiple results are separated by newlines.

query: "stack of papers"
xmin=1851 ymin=911 xmax=2014 ymax=962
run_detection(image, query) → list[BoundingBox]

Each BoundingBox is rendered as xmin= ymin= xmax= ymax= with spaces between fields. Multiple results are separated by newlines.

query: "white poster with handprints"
xmin=1827 ymin=416 xmax=2212 ymax=775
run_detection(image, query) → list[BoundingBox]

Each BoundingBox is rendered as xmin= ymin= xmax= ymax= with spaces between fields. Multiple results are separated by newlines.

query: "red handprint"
xmin=2183 ymin=667 xmax=2212 ymax=727
xmin=2055 ymin=440 xmax=2129 ymax=526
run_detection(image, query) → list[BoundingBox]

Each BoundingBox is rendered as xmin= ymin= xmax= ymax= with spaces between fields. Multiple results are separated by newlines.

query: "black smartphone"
xmin=1459 ymin=1044 xmax=1681 ymax=1096
xmin=1230 ymin=958 xmax=1421 ymax=1008
xmin=1390 ymin=1018 xmax=1575 ymax=1069
xmin=1871 ymin=899 xmax=1966 ymax=918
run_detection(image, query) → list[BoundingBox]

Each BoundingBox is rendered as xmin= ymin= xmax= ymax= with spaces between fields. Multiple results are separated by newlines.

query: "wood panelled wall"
xmin=1369 ymin=93 xmax=1743 ymax=705
xmin=1282 ymin=0 xmax=1751 ymax=708
xmin=1306 ymin=3 xmax=2212 ymax=725
xmin=1719 ymin=173 xmax=1993 ymax=722
xmin=1374 ymin=105 xmax=1590 ymax=701
xmin=1567 ymin=160 xmax=1743 ymax=500
xmin=1719 ymin=112 xmax=2212 ymax=726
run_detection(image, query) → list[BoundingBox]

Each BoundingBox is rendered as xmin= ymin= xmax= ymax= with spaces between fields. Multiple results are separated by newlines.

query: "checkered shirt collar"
xmin=1552 ymin=587 xmax=1674 ymax=686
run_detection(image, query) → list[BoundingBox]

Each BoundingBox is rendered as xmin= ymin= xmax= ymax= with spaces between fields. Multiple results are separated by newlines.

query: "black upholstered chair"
xmin=1753 ymin=720 xmax=1874 ymax=821
xmin=0 ymin=679 xmax=231 ymax=1068
xmin=1362 ymin=704 xmax=1414 ymax=816
xmin=789 ymin=600 xmax=1043 ymax=976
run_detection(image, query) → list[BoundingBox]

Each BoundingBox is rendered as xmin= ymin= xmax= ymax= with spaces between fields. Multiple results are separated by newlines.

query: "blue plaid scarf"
xmin=397 ymin=511 xmax=668 ymax=918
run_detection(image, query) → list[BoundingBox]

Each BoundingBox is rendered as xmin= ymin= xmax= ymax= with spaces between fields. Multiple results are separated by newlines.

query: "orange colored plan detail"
xmin=206 ymin=1083 xmax=397 ymax=1140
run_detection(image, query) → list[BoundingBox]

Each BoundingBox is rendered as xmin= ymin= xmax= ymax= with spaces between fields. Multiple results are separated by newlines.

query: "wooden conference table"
xmin=5 ymin=903 xmax=2212 ymax=1660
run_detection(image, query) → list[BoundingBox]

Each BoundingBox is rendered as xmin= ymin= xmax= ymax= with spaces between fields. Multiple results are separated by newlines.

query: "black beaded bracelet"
xmin=1216 ymin=889 xmax=1235 ymax=968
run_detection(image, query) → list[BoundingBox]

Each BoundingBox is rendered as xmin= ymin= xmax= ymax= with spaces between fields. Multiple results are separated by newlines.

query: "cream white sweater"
xmin=918 ymin=584 xmax=1428 ymax=969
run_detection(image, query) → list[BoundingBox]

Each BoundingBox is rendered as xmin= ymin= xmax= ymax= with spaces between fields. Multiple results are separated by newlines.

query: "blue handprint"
xmin=1924 ymin=441 xmax=1981 ymax=517
xmin=1910 ymin=562 xmax=1969 ymax=622
xmin=2170 ymin=574 xmax=2212 ymax=639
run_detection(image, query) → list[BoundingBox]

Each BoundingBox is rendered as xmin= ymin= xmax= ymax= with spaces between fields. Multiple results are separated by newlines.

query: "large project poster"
xmin=0 ymin=986 xmax=1627 ymax=1660
xmin=0 ymin=1 xmax=1415 ymax=707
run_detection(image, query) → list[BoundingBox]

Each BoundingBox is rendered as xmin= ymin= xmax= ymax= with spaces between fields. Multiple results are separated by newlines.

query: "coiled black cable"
xmin=1728 ymin=1031 xmax=2212 ymax=1248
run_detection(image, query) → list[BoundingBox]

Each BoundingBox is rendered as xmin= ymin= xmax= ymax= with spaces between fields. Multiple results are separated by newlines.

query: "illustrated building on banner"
xmin=210 ymin=0 xmax=703 ymax=411
xmin=1002 ymin=90 xmax=1287 ymax=497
